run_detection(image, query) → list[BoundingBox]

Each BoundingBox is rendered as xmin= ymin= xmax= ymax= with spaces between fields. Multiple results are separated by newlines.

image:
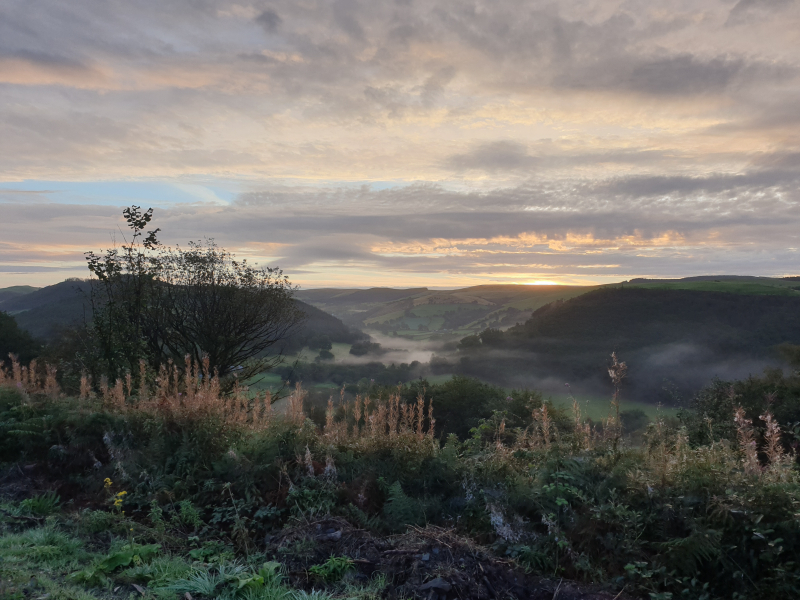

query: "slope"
xmin=0 ymin=286 xmax=39 ymax=305
xmin=3 ymin=280 xmax=363 ymax=347
xmin=456 ymin=287 xmax=800 ymax=402
xmin=297 ymin=284 xmax=598 ymax=337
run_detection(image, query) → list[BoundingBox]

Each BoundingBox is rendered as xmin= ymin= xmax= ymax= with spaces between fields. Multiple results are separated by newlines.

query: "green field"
xmin=625 ymin=279 xmax=800 ymax=296
xmin=364 ymin=309 xmax=406 ymax=325
xmin=504 ymin=287 xmax=597 ymax=310
xmin=410 ymin=304 xmax=485 ymax=317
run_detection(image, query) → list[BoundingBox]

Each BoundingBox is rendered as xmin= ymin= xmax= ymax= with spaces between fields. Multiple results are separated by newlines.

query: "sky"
xmin=1 ymin=0 xmax=799 ymax=289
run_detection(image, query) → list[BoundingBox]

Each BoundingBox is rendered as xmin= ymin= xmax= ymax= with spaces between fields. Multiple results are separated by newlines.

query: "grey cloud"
xmin=234 ymin=171 xmax=800 ymax=229
xmin=0 ymin=0 xmax=797 ymax=178
xmin=0 ymin=266 xmax=79 ymax=273
xmin=446 ymin=141 xmax=538 ymax=172
xmin=728 ymin=0 xmax=795 ymax=24
xmin=749 ymin=151 xmax=800 ymax=169
xmin=627 ymin=55 xmax=744 ymax=95
xmin=332 ymin=0 xmax=365 ymax=41
xmin=592 ymin=170 xmax=800 ymax=197
xmin=3 ymin=174 xmax=800 ymax=285
xmin=256 ymin=9 xmax=282 ymax=32
xmin=2 ymin=49 xmax=90 ymax=71
xmin=554 ymin=52 xmax=792 ymax=96
xmin=444 ymin=141 xmax=676 ymax=173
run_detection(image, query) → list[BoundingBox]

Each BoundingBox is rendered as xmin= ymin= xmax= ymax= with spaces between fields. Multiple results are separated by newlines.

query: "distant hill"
xmin=0 ymin=285 xmax=39 ymax=305
xmin=454 ymin=286 xmax=800 ymax=402
xmin=297 ymin=277 xmax=800 ymax=341
xmin=283 ymin=301 xmax=366 ymax=352
xmin=0 ymin=280 xmax=363 ymax=347
xmin=296 ymin=284 xmax=597 ymax=338
xmin=298 ymin=287 xmax=430 ymax=306
xmin=623 ymin=276 xmax=800 ymax=296
xmin=0 ymin=280 xmax=92 ymax=340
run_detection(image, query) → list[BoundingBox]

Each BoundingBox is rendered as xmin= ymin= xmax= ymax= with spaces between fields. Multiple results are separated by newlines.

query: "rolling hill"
xmin=0 ymin=280 xmax=363 ymax=348
xmin=295 ymin=284 xmax=598 ymax=338
xmin=0 ymin=285 xmax=39 ymax=305
xmin=453 ymin=285 xmax=800 ymax=402
xmin=296 ymin=276 xmax=800 ymax=341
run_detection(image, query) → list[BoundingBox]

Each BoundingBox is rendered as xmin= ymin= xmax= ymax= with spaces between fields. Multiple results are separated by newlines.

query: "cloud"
xmin=446 ymin=141 xmax=538 ymax=172
xmin=727 ymin=0 xmax=795 ymax=24
xmin=2 ymin=0 xmax=800 ymax=285
xmin=256 ymin=9 xmax=282 ymax=32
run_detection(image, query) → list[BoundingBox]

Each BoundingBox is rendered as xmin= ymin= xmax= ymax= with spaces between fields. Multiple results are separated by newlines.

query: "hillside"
xmin=0 ymin=280 xmax=92 ymax=340
xmin=623 ymin=275 xmax=800 ymax=296
xmin=454 ymin=286 xmax=800 ymax=402
xmin=297 ymin=276 xmax=800 ymax=341
xmin=0 ymin=285 xmax=39 ymax=305
xmin=296 ymin=284 xmax=596 ymax=338
xmin=0 ymin=280 xmax=362 ymax=347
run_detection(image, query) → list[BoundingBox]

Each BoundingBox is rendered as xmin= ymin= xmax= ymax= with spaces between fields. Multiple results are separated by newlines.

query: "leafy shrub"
xmin=71 ymin=544 xmax=161 ymax=586
xmin=382 ymin=482 xmax=425 ymax=531
xmin=308 ymin=556 xmax=354 ymax=582
xmin=19 ymin=491 xmax=60 ymax=517
xmin=287 ymin=478 xmax=337 ymax=519
xmin=172 ymin=499 xmax=203 ymax=530
xmin=79 ymin=509 xmax=123 ymax=534
xmin=158 ymin=561 xmax=287 ymax=600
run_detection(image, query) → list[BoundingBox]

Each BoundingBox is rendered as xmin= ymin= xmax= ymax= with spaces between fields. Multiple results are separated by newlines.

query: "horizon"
xmin=3 ymin=273 xmax=799 ymax=293
xmin=2 ymin=1 xmax=799 ymax=288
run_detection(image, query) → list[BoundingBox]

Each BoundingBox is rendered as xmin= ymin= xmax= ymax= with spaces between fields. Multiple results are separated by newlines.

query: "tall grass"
xmin=2 ymin=353 xmax=800 ymax=599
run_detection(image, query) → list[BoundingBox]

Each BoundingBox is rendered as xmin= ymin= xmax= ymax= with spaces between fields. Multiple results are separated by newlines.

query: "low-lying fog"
xmin=322 ymin=333 xmax=789 ymax=405
xmin=334 ymin=331 xmax=441 ymax=366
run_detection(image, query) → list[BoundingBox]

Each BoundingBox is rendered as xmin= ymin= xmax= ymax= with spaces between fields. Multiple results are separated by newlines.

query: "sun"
xmin=523 ymin=280 xmax=560 ymax=285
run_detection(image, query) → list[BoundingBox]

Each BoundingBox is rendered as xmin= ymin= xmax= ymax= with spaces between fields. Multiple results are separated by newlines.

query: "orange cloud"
xmin=370 ymin=231 xmax=687 ymax=256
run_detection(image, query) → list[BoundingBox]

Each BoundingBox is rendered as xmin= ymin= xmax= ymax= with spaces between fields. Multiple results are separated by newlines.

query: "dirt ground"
xmin=268 ymin=517 xmax=629 ymax=600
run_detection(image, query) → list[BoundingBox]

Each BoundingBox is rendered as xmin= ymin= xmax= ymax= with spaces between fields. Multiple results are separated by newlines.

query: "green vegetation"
xmin=455 ymin=287 xmax=800 ymax=403
xmin=83 ymin=207 xmax=304 ymax=386
xmin=298 ymin=285 xmax=596 ymax=337
xmin=2 ymin=352 xmax=800 ymax=599
xmin=624 ymin=277 xmax=800 ymax=296
xmin=0 ymin=311 xmax=40 ymax=368
xmin=295 ymin=278 xmax=800 ymax=340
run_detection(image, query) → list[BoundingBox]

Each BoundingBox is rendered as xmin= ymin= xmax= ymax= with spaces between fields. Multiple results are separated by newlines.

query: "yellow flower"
xmin=104 ymin=478 xmax=113 ymax=489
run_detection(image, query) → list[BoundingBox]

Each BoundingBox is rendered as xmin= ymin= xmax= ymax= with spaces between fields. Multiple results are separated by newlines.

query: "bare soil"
xmin=268 ymin=517 xmax=629 ymax=600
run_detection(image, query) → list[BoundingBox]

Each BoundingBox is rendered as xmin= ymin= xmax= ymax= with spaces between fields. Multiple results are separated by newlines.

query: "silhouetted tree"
xmin=85 ymin=206 xmax=304 ymax=389
xmin=0 ymin=312 xmax=40 ymax=368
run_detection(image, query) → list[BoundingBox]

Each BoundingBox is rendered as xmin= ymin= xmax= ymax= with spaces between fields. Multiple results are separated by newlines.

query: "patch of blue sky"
xmin=0 ymin=179 xmax=239 ymax=207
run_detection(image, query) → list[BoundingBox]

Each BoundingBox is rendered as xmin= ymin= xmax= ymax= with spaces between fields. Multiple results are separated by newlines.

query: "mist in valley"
xmin=335 ymin=333 xmax=790 ymax=407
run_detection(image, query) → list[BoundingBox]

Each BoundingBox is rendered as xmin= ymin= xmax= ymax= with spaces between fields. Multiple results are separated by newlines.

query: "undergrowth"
xmin=1 ymin=356 xmax=800 ymax=599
